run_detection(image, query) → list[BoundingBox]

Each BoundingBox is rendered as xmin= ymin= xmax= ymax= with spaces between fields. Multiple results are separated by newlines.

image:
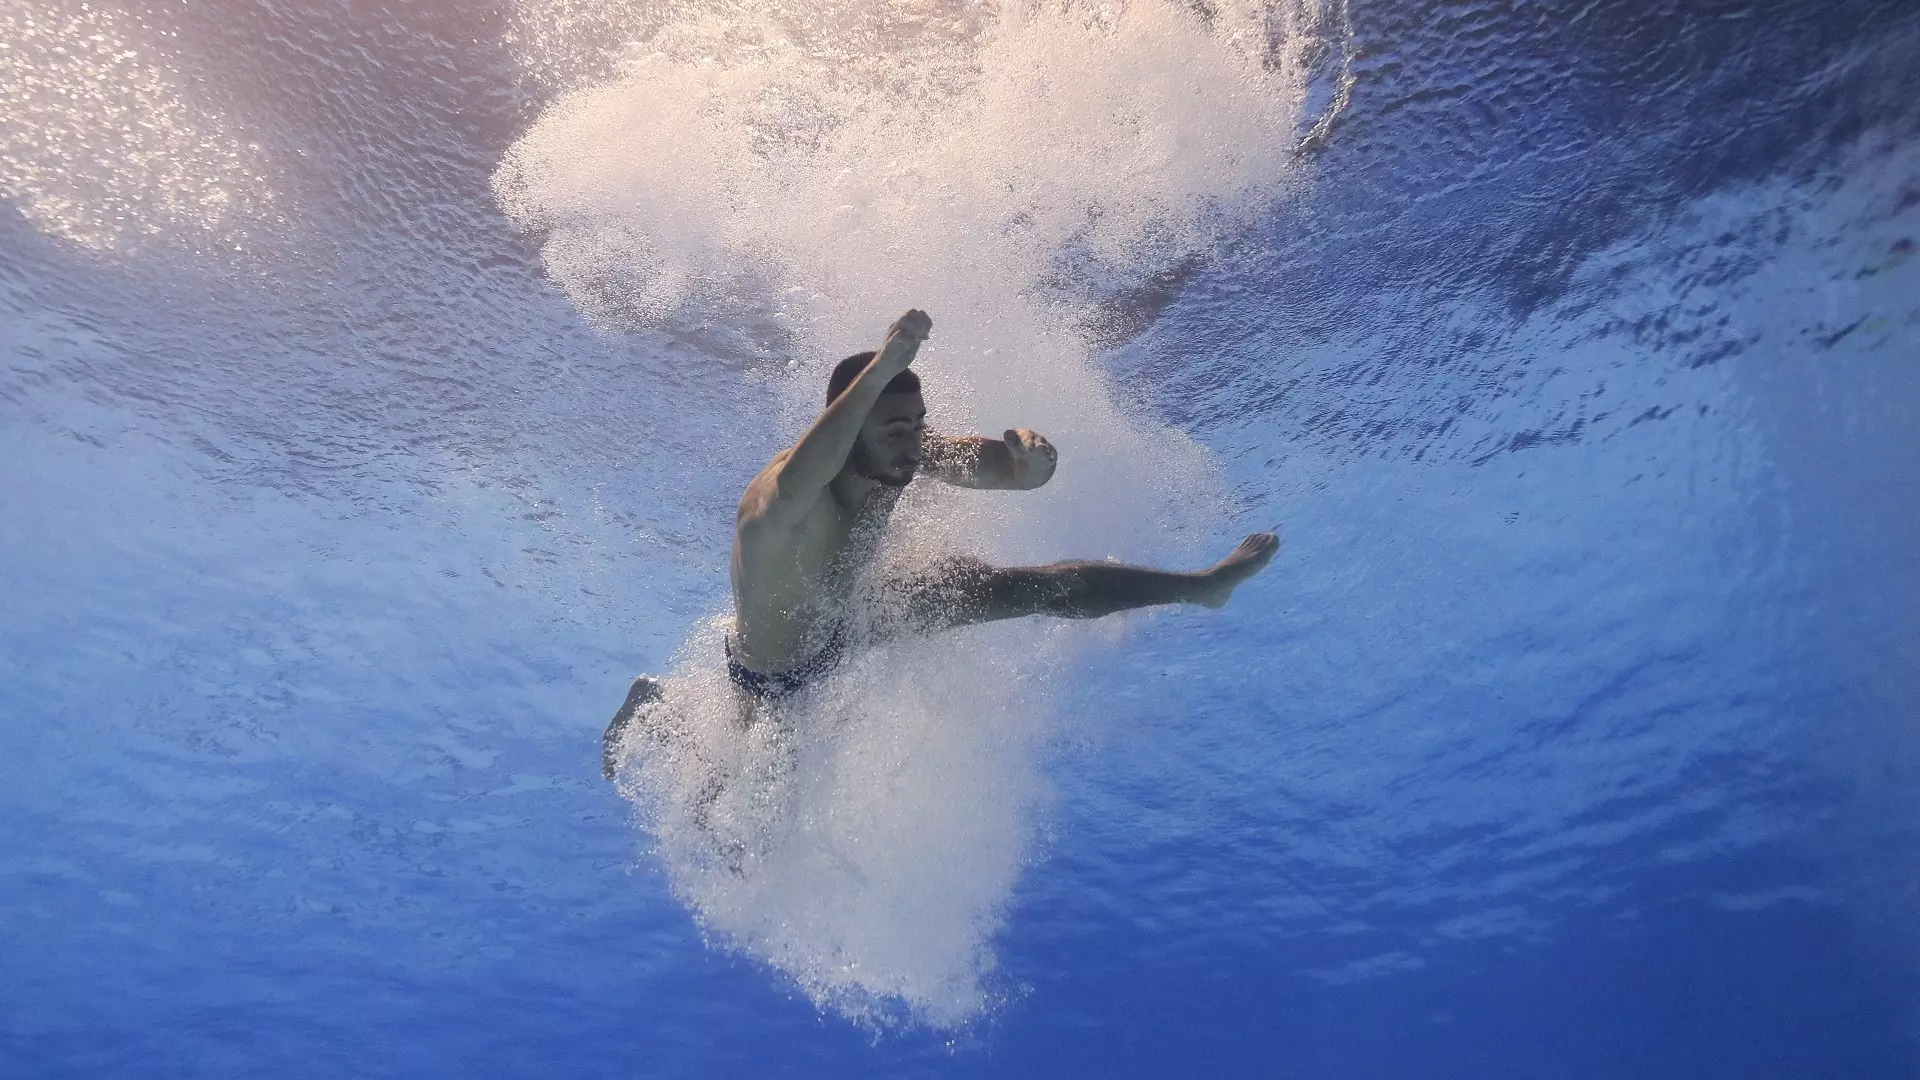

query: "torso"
xmin=730 ymin=451 xmax=897 ymax=673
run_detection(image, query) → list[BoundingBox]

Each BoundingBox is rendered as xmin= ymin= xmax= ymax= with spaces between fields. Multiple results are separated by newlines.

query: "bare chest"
xmin=732 ymin=490 xmax=893 ymax=664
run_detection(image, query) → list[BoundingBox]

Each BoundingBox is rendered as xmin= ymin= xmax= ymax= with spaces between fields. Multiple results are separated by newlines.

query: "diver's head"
xmin=828 ymin=351 xmax=925 ymax=488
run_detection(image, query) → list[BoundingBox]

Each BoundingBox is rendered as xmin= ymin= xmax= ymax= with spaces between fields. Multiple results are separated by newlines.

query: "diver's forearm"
xmin=926 ymin=434 xmax=1022 ymax=489
xmin=783 ymin=331 xmax=918 ymax=493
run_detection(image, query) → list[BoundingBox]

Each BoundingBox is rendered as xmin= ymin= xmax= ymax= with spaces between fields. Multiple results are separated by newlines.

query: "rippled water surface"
xmin=3 ymin=0 xmax=1918 ymax=1076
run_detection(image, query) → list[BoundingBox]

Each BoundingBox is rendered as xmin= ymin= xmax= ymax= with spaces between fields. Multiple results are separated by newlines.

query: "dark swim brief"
xmin=725 ymin=623 xmax=850 ymax=701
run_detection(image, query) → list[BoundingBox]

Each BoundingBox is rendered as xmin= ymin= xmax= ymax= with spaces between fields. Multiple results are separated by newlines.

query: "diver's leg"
xmin=900 ymin=533 xmax=1278 ymax=631
xmin=602 ymin=675 xmax=664 ymax=781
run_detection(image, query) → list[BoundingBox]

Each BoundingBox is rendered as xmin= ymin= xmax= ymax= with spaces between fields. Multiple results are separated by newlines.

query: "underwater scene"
xmin=2 ymin=0 xmax=1917 ymax=1075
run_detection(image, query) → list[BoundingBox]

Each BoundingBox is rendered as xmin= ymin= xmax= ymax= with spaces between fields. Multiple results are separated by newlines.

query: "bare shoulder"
xmin=737 ymin=447 xmax=800 ymax=533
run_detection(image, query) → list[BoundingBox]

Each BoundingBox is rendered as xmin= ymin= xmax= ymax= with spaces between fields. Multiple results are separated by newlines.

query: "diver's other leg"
xmin=901 ymin=532 xmax=1279 ymax=630
xmin=602 ymin=675 xmax=664 ymax=781
xmin=1192 ymin=532 xmax=1281 ymax=608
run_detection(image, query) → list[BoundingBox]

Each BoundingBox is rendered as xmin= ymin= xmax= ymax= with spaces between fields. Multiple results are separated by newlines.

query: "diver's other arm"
xmin=925 ymin=429 xmax=1057 ymax=490
xmin=753 ymin=310 xmax=930 ymax=522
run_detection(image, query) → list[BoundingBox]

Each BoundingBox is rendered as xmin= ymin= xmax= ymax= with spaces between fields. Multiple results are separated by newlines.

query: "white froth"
xmin=614 ymin=618 xmax=1055 ymax=1025
xmin=504 ymin=0 xmax=1346 ymax=1024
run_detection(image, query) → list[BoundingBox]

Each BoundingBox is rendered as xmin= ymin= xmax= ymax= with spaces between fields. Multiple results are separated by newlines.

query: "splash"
xmin=612 ymin=618 xmax=1060 ymax=1026
xmin=501 ymin=0 xmax=1348 ymax=1024
xmin=0 ymin=4 xmax=279 ymax=253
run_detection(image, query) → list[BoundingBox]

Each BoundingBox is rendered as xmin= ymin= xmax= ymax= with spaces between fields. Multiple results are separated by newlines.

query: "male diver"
xmin=603 ymin=309 xmax=1277 ymax=777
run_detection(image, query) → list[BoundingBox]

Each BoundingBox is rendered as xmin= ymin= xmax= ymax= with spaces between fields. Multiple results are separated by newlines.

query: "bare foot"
xmin=1196 ymin=532 xmax=1280 ymax=609
xmin=602 ymin=676 xmax=663 ymax=781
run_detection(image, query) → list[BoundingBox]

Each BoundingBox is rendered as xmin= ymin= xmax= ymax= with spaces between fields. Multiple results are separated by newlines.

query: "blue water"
xmin=4 ymin=0 xmax=1918 ymax=1076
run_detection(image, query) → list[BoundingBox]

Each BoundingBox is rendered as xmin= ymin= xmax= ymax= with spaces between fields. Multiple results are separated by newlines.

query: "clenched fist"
xmin=888 ymin=309 xmax=932 ymax=344
xmin=1003 ymin=428 xmax=1057 ymax=489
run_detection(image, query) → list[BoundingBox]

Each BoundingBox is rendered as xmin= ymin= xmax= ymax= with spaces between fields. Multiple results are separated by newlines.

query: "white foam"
xmin=501 ymin=0 xmax=1348 ymax=1024
xmin=613 ymin=618 xmax=1058 ymax=1025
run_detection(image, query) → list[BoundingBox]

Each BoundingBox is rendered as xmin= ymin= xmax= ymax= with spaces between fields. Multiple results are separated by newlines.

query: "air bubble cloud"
xmin=499 ymin=0 xmax=1349 ymax=1025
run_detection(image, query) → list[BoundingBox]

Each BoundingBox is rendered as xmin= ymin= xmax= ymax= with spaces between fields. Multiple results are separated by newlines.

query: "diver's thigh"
xmin=890 ymin=556 xmax=1047 ymax=631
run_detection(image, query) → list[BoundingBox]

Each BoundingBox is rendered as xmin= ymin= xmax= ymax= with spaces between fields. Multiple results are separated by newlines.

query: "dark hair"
xmin=827 ymin=351 xmax=921 ymax=405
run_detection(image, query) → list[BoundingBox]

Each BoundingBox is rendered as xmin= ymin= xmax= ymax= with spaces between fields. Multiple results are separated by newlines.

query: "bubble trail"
xmin=501 ymin=0 xmax=1352 ymax=1025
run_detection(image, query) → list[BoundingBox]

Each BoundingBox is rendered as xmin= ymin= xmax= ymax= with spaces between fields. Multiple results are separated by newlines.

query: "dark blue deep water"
xmin=3 ymin=0 xmax=1918 ymax=1076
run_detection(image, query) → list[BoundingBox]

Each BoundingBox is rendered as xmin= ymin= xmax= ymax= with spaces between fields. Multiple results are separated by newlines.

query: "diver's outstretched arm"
xmin=923 ymin=429 xmax=1057 ymax=490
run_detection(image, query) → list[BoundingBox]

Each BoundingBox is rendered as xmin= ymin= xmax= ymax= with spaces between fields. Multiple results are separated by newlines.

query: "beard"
xmin=850 ymin=442 xmax=916 ymax=488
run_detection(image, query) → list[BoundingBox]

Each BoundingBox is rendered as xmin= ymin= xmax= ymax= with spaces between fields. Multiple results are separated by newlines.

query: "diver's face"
xmin=851 ymin=391 xmax=926 ymax=488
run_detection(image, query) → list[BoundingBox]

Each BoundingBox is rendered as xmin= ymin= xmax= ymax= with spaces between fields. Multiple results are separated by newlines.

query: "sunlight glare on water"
xmin=0 ymin=4 xmax=280 ymax=253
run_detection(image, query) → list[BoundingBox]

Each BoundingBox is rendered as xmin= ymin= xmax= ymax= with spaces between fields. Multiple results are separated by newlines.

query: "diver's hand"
xmin=874 ymin=309 xmax=931 ymax=378
xmin=1003 ymin=428 xmax=1057 ymax=489
xmin=887 ymin=309 xmax=932 ymax=347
